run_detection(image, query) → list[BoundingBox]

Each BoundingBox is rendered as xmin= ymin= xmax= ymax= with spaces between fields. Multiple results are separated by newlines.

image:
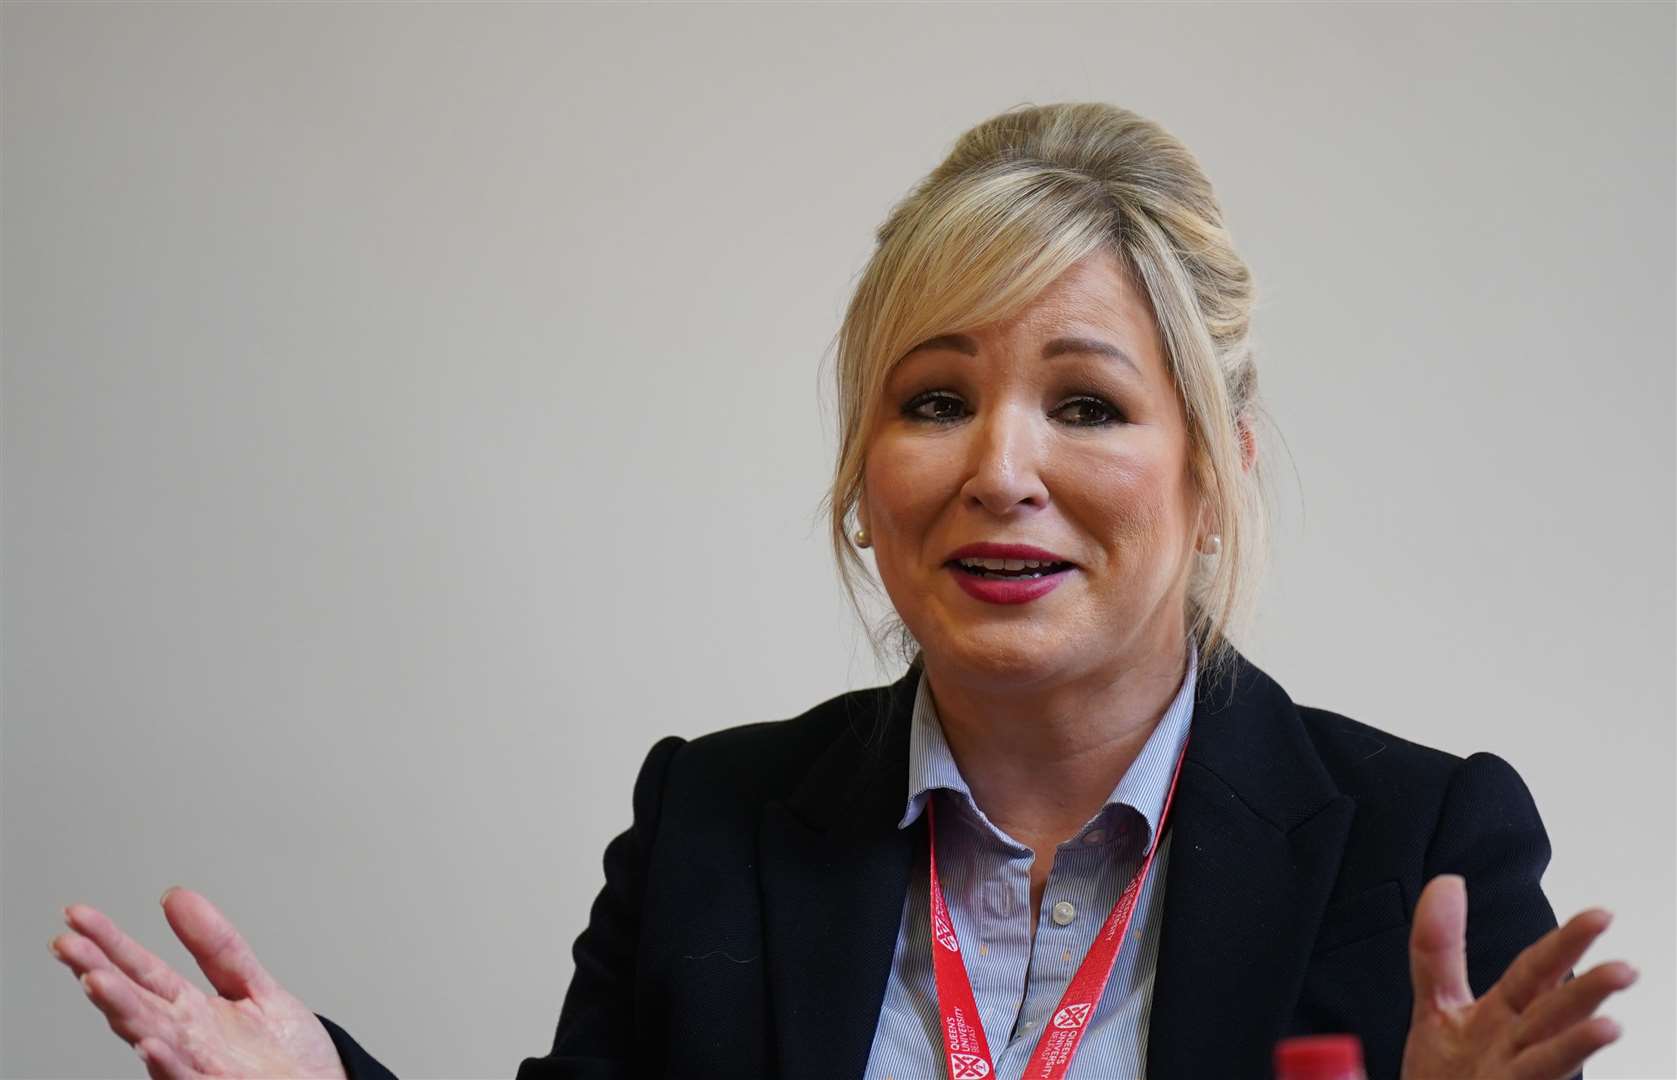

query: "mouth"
xmin=942 ymin=543 xmax=1077 ymax=578
xmin=940 ymin=543 xmax=1077 ymax=605
xmin=946 ymin=556 xmax=1076 ymax=580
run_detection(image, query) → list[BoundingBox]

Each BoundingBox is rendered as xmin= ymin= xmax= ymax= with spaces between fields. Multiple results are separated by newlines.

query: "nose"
xmin=959 ymin=401 xmax=1050 ymax=516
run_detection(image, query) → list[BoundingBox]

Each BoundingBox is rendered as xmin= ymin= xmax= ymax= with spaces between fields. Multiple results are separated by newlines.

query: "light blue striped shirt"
xmin=862 ymin=640 xmax=1198 ymax=1080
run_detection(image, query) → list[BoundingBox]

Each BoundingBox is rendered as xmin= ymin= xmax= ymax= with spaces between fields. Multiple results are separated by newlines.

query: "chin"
xmin=922 ymin=620 xmax=1083 ymax=690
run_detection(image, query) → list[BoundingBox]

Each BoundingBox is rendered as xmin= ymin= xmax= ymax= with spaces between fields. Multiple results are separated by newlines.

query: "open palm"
xmin=49 ymin=887 xmax=344 ymax=1080
xmin=1401 ymin=875 xmax=1636 ymax=1079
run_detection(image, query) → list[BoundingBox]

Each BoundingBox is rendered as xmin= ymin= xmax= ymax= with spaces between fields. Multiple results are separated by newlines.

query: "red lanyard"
xmin=926 ymin=739 xmax=1189 ymax=1080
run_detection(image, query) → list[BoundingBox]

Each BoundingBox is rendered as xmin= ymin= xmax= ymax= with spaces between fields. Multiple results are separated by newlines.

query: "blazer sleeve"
xmin=515 ymin=733 xmax=687 ymax=1080
xmin=317 ymin=1014 xmax=398 ymax=1080
xmin=312 ymin=734 xmax=687 ymax=1080
xmin=1421 ymin=750 xmax=1562 ymax=1000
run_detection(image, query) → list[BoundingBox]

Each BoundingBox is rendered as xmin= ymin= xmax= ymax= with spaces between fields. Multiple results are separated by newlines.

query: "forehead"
xmin=897 ymin=248 xmax=1167 ymax=381
xmin=995 ymin=248 xmax=1158 ymax=345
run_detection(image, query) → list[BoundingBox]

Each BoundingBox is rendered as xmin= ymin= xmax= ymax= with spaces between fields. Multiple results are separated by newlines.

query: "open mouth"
xmin=948 ymin=557 xmax=1075 ymax=580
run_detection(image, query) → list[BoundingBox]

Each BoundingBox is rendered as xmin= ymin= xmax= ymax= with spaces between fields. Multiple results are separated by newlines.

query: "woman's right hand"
xmin=49 ymin=887 xmax=347 ymax=1080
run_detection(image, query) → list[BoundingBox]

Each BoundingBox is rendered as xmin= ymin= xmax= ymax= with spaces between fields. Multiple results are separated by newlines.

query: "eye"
xmin=903 ymin=391 xmax=968 ymax=423
xmin=1052 ymin=395 xmax=1124 ymax=427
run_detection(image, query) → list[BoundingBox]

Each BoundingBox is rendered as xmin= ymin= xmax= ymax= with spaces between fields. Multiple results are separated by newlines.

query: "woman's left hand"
xmin=1401 ymin=874 xmax=1636 ymax=1079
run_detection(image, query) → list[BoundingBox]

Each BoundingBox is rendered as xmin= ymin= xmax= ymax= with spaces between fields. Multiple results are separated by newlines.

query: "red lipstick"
xmin=943 ymin=543 xmax=1076 ymax=606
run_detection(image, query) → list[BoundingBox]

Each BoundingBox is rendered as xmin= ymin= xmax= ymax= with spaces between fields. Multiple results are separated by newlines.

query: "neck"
xmin=923 ymin=640 xmax=1191 ymax=853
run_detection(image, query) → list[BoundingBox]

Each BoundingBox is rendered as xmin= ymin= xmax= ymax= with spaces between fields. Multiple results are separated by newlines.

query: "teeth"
xmin=957 ymin=556 xmax=1061 ymax=571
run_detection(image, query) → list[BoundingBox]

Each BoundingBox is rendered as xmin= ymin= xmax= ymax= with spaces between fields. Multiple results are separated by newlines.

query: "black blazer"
xmin=320 ymin=649 xmax=1559 ymax=1079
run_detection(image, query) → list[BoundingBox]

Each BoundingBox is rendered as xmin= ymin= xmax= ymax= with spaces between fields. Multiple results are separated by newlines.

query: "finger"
xmin=1515 ymin=961 xmax=1638 ymax=1050
xmin=80 ymin=968 xmax=163 ymax=1044
xmin=64 ymin=903 xmax=192 ymax=1002
xmin=160 ymin=887 xmax=277 ymax=999
xmin=1495 ymin=907 xmax=1613 ymax=1014
xmin=51 ymin=930 xmax=134 ymax=986
xmin=1511 ymin=1015 xmax=1621 ymax=1080
xmin=53 ymin=931 xmax=179 ymax=1033
xmin=136 ymin=1036 xmax=198 ymax=1080
xmin=1409 ymin=874 xmax=1473 ymax=1013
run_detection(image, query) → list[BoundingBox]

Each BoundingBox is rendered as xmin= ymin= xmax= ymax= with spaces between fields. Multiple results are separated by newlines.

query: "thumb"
xmin=1409 ymin=874 xmax=1473 ymax=1016
xmin=160 ymin=887 xmax=278 ymax=1000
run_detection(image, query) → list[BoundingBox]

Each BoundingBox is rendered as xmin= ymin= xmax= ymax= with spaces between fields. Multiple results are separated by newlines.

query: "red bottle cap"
xmin=1274 ymin=1034 xmax=1366 ymax=1080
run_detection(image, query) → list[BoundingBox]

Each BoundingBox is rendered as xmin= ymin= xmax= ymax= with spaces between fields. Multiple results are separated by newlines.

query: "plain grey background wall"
xmin=4 ymin=2 xmax=1672 ymax=1076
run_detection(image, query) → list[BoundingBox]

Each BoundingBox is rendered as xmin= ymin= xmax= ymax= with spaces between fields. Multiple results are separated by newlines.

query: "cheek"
xmin=864 ymin=433 xmax=958 ymax=540
xmin=1060 ymin=449 xmax=1189 ymax=562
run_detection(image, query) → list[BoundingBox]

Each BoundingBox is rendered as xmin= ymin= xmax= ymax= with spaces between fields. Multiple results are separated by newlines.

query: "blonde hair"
xmin=823 ymin=101 xmax=1267 ymax=681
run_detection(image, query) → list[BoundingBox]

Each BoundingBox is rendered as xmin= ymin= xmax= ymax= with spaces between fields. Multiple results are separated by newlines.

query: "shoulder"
xmin=1285 ymin=698 xmax=1550 ymax=911
xmin=1191 ymin=653 xmax=1492 ymax=837
xmin=647 ymin=675 xmax=907 ymax=808
xmin=1293 ymin=702 xmax=1542 ymax=826
xmin=1294 ymin=704 xmax=1460 ymax=796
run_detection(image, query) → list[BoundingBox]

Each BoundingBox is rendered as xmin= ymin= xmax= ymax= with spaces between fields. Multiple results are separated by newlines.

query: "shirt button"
xmin=1051 ymin=900 xmax=1077 ymax=926
xmin=1082 ymin=829 xmax=1107 ymax=845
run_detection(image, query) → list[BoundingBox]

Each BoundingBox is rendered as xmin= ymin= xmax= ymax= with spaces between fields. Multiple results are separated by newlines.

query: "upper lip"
xmin=944 ymin=542 xmax=1076 ymax=566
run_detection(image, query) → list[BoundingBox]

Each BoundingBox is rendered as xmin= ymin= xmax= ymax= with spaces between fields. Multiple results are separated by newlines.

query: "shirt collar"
xmin=897 ymin=637 xmax=1199 ymax=849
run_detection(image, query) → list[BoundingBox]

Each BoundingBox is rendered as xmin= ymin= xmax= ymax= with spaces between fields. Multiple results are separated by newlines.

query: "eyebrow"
xmin=904 ymin=333 xmax=1141 ymax=377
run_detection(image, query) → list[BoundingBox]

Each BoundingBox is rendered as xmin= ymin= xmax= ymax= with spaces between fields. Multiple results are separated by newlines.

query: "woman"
xmin=52 ymin=102 xmax=1635 ymax=1080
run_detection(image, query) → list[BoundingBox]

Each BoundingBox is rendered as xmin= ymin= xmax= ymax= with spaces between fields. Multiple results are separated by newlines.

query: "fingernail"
xmin=79 ymin=973 xmax=94 ymax=994
xmin=135 ymin=1043 xmax=149 ymax=1064
xmin=160 ymin=885 xmax=178 ymax=906
xmin=61 ymin=906 xmax=73 ymax=926
xmin=48 ymin=938 xmax=63 ymax=960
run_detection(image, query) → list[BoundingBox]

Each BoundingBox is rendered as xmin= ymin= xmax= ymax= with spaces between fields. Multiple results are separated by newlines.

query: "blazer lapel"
xmin=1147 ymin=651 xmax=1355 ymax=1078
xmin=759 ymin=664 xmax=921 ymax=1080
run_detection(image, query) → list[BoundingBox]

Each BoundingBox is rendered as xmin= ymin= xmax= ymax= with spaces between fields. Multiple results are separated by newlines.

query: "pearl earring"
xmin=853 ymin=527 xmax=872 ymax=549
xmin=1201 ymin=533 xmax=1222 ymax=556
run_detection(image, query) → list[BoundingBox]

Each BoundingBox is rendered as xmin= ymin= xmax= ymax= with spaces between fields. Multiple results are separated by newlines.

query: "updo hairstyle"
xmin=824 ymin=102 xmax=1267 ymax=679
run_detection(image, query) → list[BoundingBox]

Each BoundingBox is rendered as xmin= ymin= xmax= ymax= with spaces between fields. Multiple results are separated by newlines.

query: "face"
xmin=859 ymin=248 xmax=1208 ymax=692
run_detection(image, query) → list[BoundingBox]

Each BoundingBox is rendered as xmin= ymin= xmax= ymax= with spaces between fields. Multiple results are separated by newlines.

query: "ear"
xmin=1194 ymin=502 xmax=1219 ymax=554
xmin=1237 ymin=416 xmax=1257 ymax=474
